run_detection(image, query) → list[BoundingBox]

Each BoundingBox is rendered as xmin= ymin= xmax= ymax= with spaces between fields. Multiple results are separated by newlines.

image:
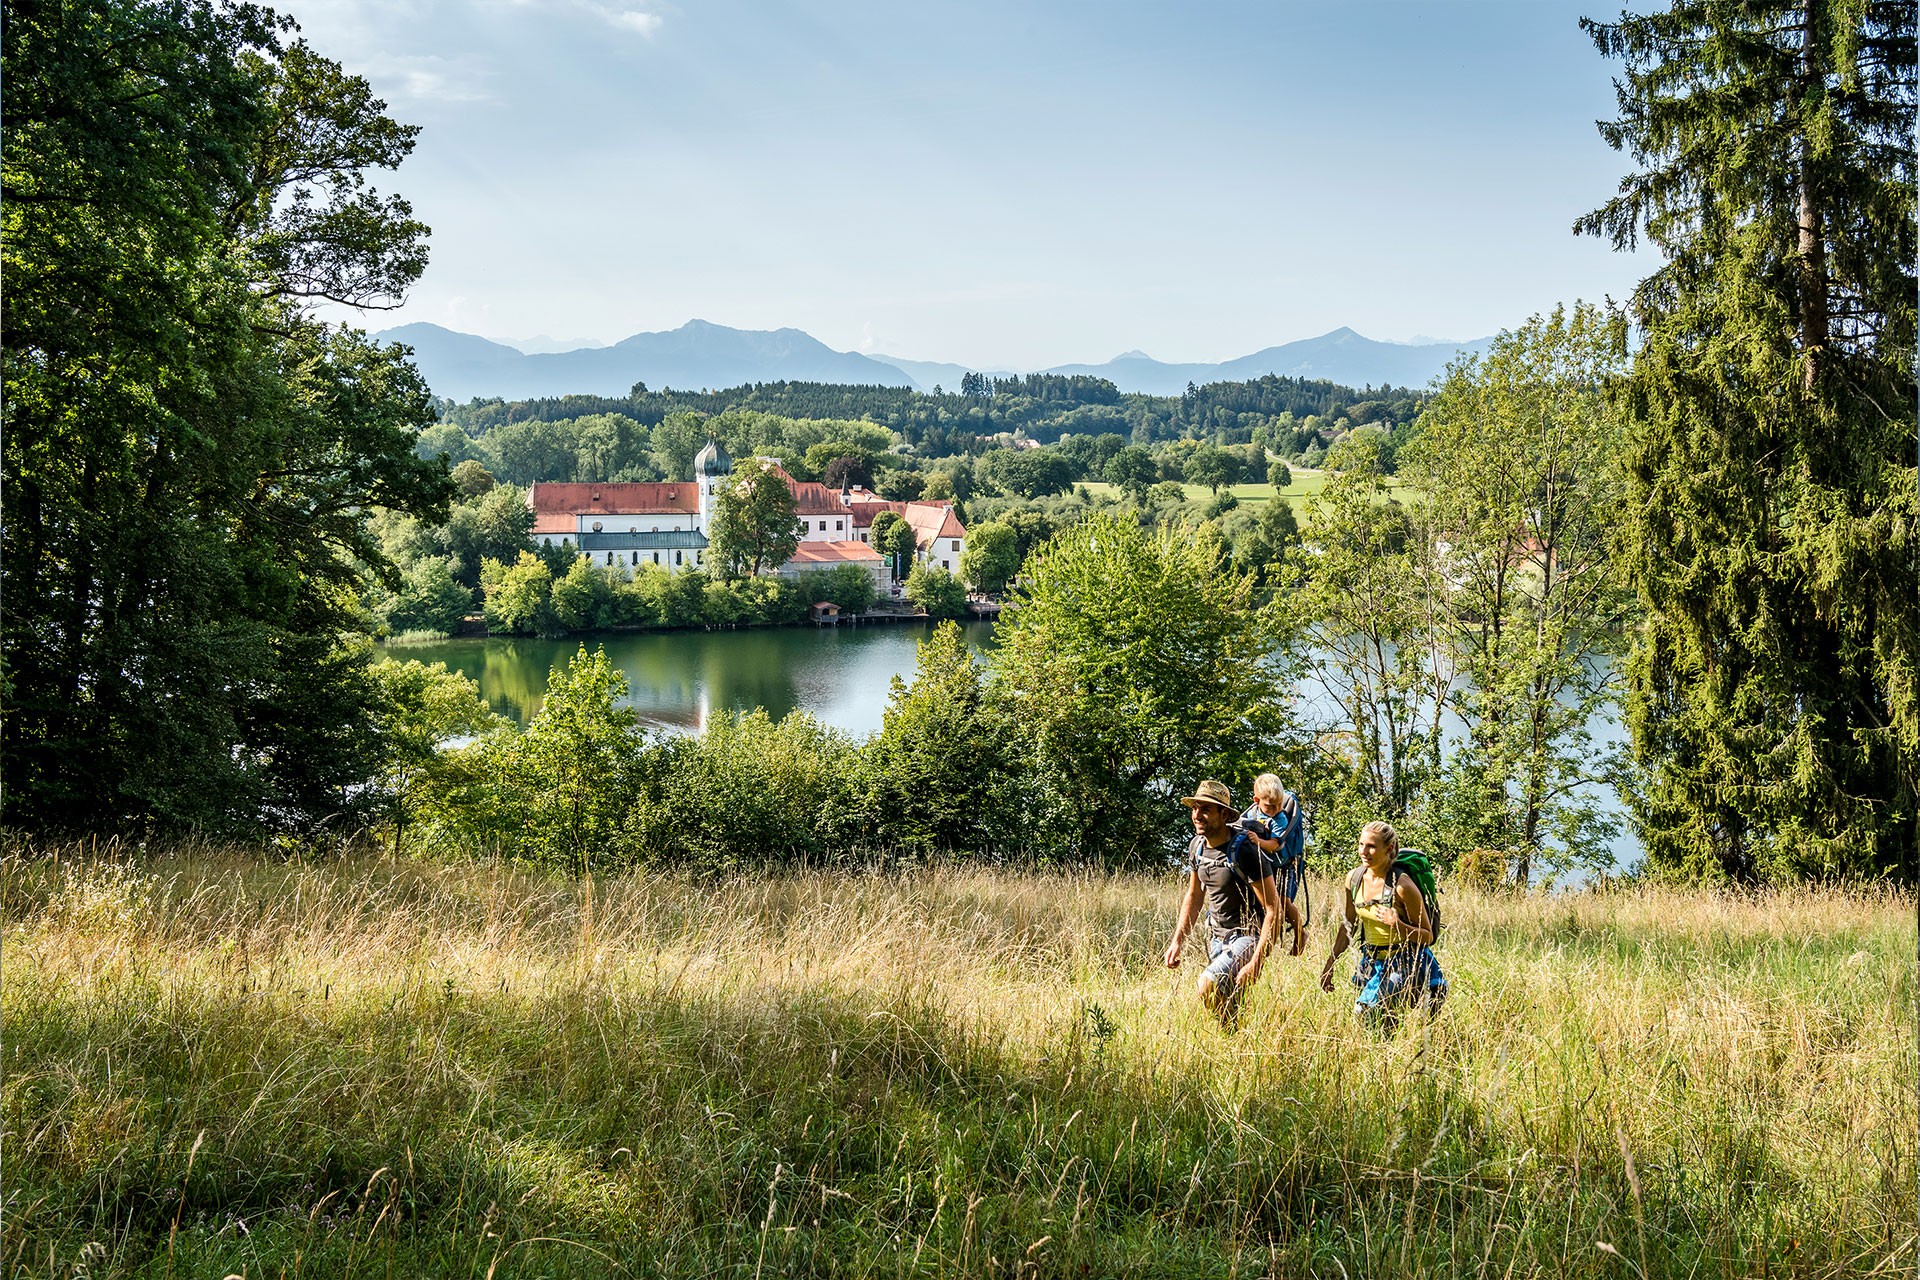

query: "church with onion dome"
xmin=526 ymin=439 xmax=963 ymax=592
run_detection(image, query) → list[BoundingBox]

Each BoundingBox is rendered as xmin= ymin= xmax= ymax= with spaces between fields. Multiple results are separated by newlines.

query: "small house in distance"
xmin=777 ymin=540 xmax=889 ymax=592
xmin=844 ymin=494 xmax=968 ymax=573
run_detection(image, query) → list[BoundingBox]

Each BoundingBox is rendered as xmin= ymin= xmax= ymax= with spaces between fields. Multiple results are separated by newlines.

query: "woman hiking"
xmin=1318 ymin=820 xmax=1446 ymax=1028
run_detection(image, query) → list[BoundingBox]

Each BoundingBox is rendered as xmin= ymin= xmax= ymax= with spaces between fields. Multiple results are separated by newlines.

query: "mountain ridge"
xmin=374 ymin=319 xmax=1492 ymax=402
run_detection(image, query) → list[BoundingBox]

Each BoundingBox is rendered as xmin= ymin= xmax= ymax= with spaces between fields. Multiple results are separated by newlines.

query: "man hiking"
xmin=1163 ymin=779 xmax=1282 ymax=1022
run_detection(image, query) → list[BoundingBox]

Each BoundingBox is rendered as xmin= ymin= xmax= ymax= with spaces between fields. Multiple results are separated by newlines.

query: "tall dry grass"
xmin=2 ymin=837 xmax=1912 ymax=1278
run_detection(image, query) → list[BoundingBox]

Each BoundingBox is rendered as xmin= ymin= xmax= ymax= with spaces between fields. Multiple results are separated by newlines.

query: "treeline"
xmin=430 ymin=372 xmax=1427 ymax=458
xmin=476 ymin=555 xmax=897 ymax=636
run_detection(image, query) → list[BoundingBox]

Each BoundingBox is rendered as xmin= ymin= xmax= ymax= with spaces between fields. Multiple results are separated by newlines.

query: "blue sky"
xmin=282 ymin=0 xmax=1657 ymax=369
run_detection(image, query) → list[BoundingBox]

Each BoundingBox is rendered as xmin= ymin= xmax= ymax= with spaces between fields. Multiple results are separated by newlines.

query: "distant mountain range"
xmin=373 ymin=319 xmax=1492 ymax=403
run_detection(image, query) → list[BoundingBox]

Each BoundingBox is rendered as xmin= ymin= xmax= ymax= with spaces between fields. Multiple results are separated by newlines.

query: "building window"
xmin=675 ymin=550 xmax=683 ymax=566
xmin=818 ymin=520 xmax=826 ymax=532
xmin=632 ymin=552 xmax=639 ymax=565
xmin=542 ymin=538 xmax=551 ymax=547
xmin=592 ymin=520 xmax=603 ymax=532
xmin=952 ymin=539 xmax=961 ymax=552
xmin=942 ymin=560 xmax=950 ymax=570
xmin=652 ymin=552 xmax=659 ymax=564
xmin=607 ymin=552 xmax=615 ymax=565
xmin=835 ymin=520 xmax=843 ymax=531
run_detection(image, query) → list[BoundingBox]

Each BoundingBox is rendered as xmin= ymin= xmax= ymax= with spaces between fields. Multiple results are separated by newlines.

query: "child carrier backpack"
xmin=1275 ymin=793 xmax=1309 ymax=924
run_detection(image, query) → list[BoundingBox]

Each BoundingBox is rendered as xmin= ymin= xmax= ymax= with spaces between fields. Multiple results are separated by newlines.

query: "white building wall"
xmin=798 ymin=513 xmax=853 ymax=542
xmin=578 ymin=512 xmax=698 ymax=535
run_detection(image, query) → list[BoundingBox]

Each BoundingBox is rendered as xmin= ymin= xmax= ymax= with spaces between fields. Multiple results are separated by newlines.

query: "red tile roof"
xmin=844 ymin=498 xmax=965 ymax=550
xmin=760 ymin=462 xmax=849 ymax=515
xmin=899 ymin=501 xmax=965 ymax=550
xmin=528 ymin=481 xmax=699 ymax=517
xmin=785 ymin=540 xmax=885 ymax=565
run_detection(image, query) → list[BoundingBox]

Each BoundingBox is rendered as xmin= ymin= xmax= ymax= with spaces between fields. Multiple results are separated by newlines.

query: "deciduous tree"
xmin=992 ymin=511 xmax=1292 ymax=863
xmin=708 ymin=457 xmax=803 ymax=578
xmin=958 ymin=521 xmax=1020 ymax=594
xmin=1404 ymin=303 xmax=1634 ymax=882
xmin=2 ymin=3 xmax=453 ymax=831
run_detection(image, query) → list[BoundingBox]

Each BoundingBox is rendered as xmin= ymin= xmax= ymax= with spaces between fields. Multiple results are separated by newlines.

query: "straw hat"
xmin=1180 ymin=779 xmax=1236 ymax=814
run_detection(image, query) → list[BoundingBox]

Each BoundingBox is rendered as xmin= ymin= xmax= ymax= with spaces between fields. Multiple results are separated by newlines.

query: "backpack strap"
xmin=1195 ymin=830 xmax=1253 ymax=886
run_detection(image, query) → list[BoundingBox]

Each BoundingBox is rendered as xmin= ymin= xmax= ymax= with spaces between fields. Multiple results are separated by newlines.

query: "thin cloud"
xmin=589 ymin=4 xmax=664 ymax=37
xmin=355 ymin=54 xmax=495 ymax=105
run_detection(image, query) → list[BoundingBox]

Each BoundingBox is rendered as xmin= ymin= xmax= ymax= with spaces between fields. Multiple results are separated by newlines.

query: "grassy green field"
xmin=4 ymin=843 xmax=1912 ymax=1278
xmin=1081 ymin=475 xmax=1324 ymax=506
xmin=1081 ymin=469 xmax=1417 ymax=508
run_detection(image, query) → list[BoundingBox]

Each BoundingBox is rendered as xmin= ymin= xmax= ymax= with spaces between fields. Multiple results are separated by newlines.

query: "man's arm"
xmin=1164 ymin=869 xmax=1203 ymax=968
xmin=1319 ymin=875 xmax=1357 ymax=991
xmin=1237 ymin=874 xmax=1283 ymax=988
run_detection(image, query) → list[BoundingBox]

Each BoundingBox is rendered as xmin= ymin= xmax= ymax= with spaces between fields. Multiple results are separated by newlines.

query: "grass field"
xmin=1081 ymin=469 xmax=1416 ymax=508
xmin=4 ymin=842 xmax=1912 ymax=1278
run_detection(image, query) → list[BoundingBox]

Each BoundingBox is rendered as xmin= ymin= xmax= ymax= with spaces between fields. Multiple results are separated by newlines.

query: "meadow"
xmin=1079 ymin=469 xmax=1419 ymax=509
xmin=2 ymin=841 xmax=1912 ymax=1279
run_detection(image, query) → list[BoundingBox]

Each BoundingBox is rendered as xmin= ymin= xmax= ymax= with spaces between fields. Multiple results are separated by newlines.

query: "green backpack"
xmin=1350 ymin=847 xmax=1443 ymax=943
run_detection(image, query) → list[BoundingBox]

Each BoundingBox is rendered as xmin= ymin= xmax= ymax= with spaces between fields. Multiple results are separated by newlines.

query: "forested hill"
xmin=437 ymin=372 xmax=1429 ymax=456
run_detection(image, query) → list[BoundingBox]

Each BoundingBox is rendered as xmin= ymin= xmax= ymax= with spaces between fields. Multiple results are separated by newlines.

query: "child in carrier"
xmin=1237 ymin=774 xmax=1308 ymax=955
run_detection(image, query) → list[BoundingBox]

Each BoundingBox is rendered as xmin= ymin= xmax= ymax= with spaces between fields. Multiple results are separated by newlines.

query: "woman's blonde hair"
xmin=1252 ymin=773 xmax=1285 ymax=802
xmin=1359 ymin=820 xmax=1399 ymax=853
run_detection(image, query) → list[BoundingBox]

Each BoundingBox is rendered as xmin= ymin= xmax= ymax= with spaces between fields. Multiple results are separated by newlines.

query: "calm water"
xmin=391 ymin=623 xmax=1636 ymax=870
xmin=391 ymin=621 xmax=999 ymax=736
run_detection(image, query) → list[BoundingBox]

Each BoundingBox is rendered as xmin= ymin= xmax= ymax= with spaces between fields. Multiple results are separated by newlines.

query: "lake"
xmin=390 ymin=623 xmax=1637 ymax=872
xmin=390 ymin=621 xmax=1000 ymax=735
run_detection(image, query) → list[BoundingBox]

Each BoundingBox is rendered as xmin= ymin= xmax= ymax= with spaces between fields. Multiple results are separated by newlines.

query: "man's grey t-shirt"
xmin=1192 ymin=833 xmax=1267 ymax=941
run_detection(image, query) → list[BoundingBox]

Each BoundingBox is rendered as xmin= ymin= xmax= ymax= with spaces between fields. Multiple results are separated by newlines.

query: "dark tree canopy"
xmin=2 ymin=0 xmax=452 ymax=832
xmin=1580 ymin=0 xmax=1917 ymax=880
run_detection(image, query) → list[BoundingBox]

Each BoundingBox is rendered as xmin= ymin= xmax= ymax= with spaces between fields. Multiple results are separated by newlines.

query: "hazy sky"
xmin=281 ymin=0 xmax=1658 ymax=369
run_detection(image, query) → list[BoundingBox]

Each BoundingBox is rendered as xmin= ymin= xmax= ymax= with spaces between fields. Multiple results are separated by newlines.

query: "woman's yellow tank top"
xmin=1349 ymin=867 xmax=1403 ymax=947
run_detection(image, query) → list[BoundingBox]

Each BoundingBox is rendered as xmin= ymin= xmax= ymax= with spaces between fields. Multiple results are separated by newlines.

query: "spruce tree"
xmin=1579 ymin=1 xmax=1917 ymax=880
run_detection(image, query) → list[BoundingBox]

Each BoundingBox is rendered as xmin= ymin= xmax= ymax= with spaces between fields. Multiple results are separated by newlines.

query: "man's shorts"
xmin=1203 ymin=932 xmax=1259 ymax=991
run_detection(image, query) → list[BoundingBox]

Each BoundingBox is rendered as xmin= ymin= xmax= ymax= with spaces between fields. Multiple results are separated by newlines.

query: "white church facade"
xmin=527 ymin=440 xmax=964 ymax=590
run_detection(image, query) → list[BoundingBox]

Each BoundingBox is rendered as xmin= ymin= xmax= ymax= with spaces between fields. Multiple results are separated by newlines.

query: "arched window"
xmin=632 ymin=552 xmax=639 ymax=565
xmin=542 ymin=537 xmax=552 ymax=548
xmin=606 ymin=552 xmax=614 ymax=565
xmin=652 ymin=552 xmax=659 ymax=564
xmin=675 ymin=550 xmax=683 ymax=566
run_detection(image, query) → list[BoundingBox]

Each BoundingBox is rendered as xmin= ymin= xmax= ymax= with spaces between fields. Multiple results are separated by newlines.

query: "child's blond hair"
xmin=1252 ymin=773 xmax=1285 ymax=802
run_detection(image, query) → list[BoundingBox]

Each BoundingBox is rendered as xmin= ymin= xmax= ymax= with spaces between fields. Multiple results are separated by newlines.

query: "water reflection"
xmin=390 ymin=621 xmax=998 ymax=738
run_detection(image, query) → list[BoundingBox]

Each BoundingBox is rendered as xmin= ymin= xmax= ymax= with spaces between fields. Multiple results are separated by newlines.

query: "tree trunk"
xmin=1797 ymin=0 xmax=1829 ymax=391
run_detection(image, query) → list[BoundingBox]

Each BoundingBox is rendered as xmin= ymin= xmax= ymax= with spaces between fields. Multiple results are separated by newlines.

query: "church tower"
xmin=694 ymin=438 xmax=733 ymax=533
